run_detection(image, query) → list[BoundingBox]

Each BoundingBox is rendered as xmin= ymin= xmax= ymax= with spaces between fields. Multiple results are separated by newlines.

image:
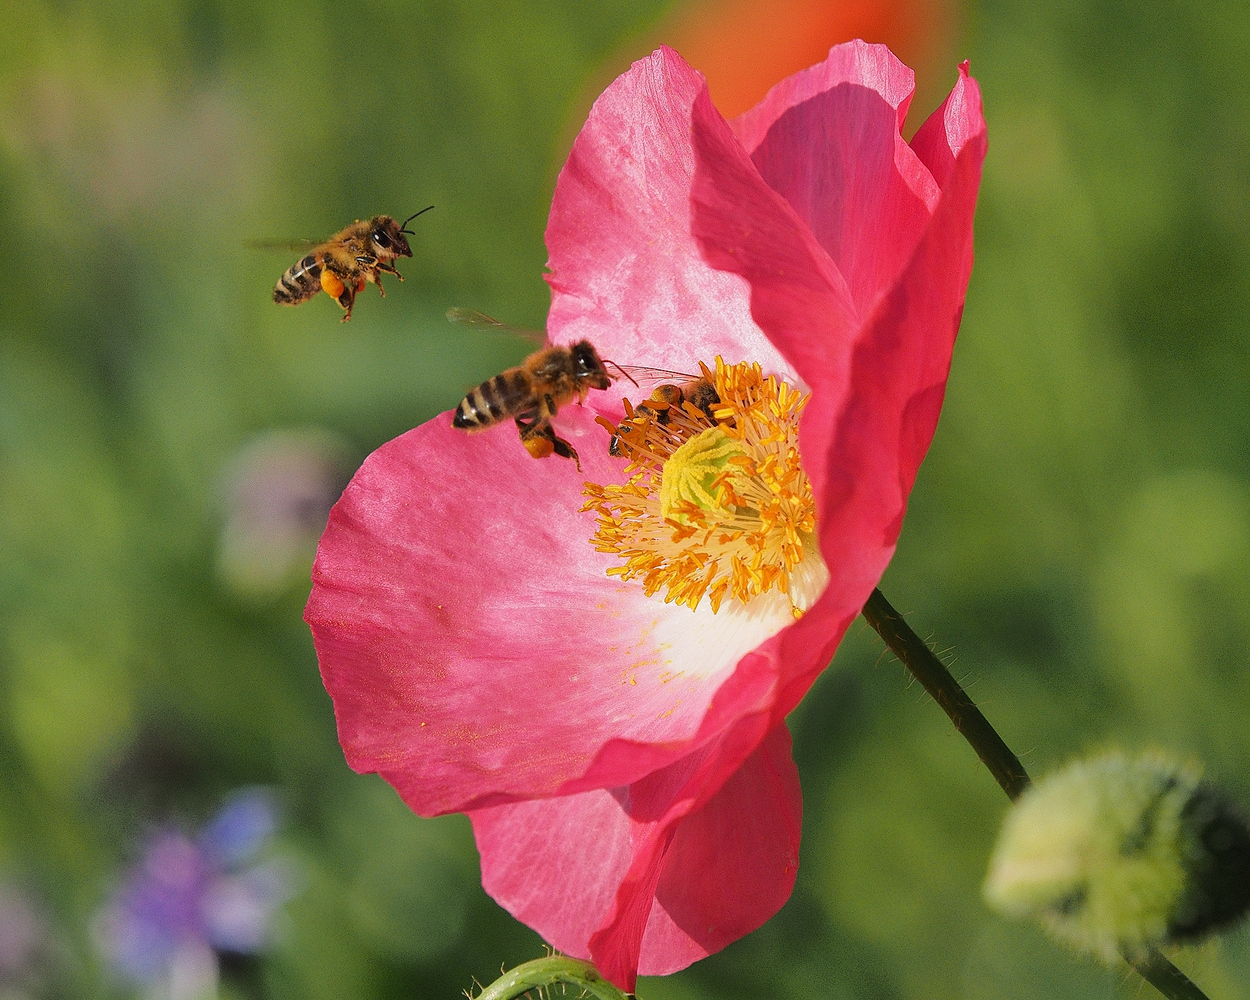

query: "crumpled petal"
xmin=731 ymin=39 xmax=941 ymax=316
xmin=731 ymin=38 xmax=918 ymax=155
xmin=307 ymin=410 xmax=800 ymax=816
xmin=690 ymin=48 xmax=986 ymax=720
xmin=470 ymin=723 xmax=800 ymax=990
xmin=545 ymin=45 xmax=804 ymax=400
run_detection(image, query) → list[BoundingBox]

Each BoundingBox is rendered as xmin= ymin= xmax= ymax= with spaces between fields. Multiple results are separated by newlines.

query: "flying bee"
xmin=452 ymin=340 xmax=620 ymax=471
xmin=608 ymin=375 xmax=721 ymax=457
xmin=271 ymin=207 xmax=432 ymax=321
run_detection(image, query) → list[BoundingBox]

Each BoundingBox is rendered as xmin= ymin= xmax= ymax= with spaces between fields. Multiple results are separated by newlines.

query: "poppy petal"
xmin=470 ymin=723 xmax=801 ymax=991
xmin=306 ymin=411 xmax=800 ymax=816
xmin=545 ymin=46 xmax=798 ymax=394
xmin=732 ymin=40 xmax=941 ymax=314
xmin=690 ymin=63 xmax=987 ymax=717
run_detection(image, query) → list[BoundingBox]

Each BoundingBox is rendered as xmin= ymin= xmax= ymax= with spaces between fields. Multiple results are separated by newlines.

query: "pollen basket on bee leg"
xmin=320 ymin=271 xmax=346 ymax=299
xmin=583 ymin=358 xmax=828 ymax=616
xmin=525 ymin=436 xmax=555 ymax=460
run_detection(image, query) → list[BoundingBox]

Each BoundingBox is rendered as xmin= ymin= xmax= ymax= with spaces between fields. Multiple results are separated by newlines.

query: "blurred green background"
xmin=2 ymin=0 xmax=1249 ymax=997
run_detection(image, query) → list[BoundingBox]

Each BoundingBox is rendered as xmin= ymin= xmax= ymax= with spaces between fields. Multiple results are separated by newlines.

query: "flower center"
xmin=583 ymin=358 xmax=826 ymax=615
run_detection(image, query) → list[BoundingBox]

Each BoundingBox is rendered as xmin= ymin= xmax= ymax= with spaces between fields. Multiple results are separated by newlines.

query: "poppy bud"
xmin=983 ymin=751 xmax=1250 ymax=962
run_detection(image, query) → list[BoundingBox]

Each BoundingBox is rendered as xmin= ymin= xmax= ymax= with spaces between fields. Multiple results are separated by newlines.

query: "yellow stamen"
xmin=582 ymin=358 xmax=825 ymax=615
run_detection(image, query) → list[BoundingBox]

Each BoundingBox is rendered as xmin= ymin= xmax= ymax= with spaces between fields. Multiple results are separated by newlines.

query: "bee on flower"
xmin=586 ymin=357 xmax=824 ymax=617
xmin=307 ymin=40 xmax=986 ymax=992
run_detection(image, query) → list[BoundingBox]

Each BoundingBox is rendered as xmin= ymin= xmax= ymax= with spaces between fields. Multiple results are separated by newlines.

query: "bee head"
xmin=373 ymin=206 xmax=433 ymax=260
xmin=571 ymin=341 xmax=612 ymax=390
xmin=370 ymin=217 xmax=414 ymax=259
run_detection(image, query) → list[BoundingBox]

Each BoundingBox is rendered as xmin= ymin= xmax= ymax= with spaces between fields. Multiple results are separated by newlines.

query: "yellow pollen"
xmin=582 ymin=358 xmax=820 ymax=614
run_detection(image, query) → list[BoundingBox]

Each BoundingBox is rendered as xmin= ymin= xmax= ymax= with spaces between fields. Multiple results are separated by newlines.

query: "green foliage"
xmin=2 ymin=0 xmax=1250 ymax=997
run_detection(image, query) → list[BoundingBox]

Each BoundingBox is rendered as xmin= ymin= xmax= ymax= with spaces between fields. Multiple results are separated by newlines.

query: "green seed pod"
xmin=983 ymin=750 xmax=1250 ymax=963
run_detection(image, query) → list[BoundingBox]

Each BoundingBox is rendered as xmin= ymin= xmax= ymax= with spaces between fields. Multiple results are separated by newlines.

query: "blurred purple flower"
xmin=94 ymin=789 xmax=292 ymax=996
xmin=0 ymin=881 xmax=53 ymax=995
xmin=217 ymin=429 xmax=353 ymax=599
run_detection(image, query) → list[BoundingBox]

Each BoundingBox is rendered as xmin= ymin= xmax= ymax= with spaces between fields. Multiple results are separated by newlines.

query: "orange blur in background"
xmin=666 ymin=0 xmax=951 ymax=118
xmin=563 ymin=0 xmax=953 ymax=167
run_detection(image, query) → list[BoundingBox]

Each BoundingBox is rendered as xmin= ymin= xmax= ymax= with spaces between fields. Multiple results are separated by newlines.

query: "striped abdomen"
xmin=273 ymin=254 xmax=323 ymax=305
xmin=453 ymin=369 xmax=535 ymax=430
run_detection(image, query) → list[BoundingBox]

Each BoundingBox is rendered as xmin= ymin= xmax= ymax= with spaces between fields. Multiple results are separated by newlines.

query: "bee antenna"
xmin=400 ymin=205 xmax=434 ymax=233
xmin=603 ymin=360 xmax=638 ymax=388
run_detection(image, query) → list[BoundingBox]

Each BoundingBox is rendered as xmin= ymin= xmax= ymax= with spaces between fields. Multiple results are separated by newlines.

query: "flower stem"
xmin=860 ymin=588 xmax=1210 ymax=1000
xmin=473 ymin=957 xmax=633 ymax=1000
xmin=1129 ymin=948 xmax=1216 ymax=1000
xmin=861 ymin=589 xmax=1030 ymax=799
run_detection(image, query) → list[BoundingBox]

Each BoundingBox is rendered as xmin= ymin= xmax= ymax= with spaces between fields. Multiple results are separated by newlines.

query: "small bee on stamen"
xmin=607 ymin=372 xmax=722 ymax=459
xmin=584 ymin=358 xmax=826 ymax=615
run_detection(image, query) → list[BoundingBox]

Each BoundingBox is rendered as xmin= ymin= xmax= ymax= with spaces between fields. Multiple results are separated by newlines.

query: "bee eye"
xmin=573 ymin=346 xmax=596 ymax=374
xmin=373 ymin=230 xmax=392 ymax=249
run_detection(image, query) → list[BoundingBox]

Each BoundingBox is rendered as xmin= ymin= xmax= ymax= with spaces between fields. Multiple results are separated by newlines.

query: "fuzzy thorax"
xmin=583 ymin=359 xmax=826 ymax=615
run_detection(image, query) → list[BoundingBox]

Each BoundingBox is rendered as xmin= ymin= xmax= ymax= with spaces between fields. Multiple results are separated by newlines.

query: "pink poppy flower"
xmin=306 ymin=41 xmax=985 ymax=992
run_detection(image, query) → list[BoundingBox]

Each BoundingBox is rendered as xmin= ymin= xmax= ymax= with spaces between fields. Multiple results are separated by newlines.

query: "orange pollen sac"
xmin=524 ymin=436 xmax=554 ymax=460
xmin=320 ymin=271 xmax=345 ymax=299
xmin=582 ymin=358 xmax=820 ymax=615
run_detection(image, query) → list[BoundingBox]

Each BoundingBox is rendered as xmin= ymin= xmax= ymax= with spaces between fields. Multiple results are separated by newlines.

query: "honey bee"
xmin=608 ymin=376 xmax=721 ymax=456
xmin=272 ymin=207 xmax=432 ymax=321
xmin=452 ymin=341 xmax=617 ymax=470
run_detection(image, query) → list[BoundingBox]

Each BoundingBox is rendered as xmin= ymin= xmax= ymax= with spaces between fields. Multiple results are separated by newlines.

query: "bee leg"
xmin=516 ymin=417 xmax=555 ymax=460
xmin=518 ymin=417 xmax=583 ymax=471
xmin=376 ymin=261 xmax=403 ymax=281
xmin=373 ymin=272 xmax=386 ymax=298
xmin=321 ymin=269 xmax=346 ymax=303
xmin=337 ymin=282 xmax=357 ymax=322
xmin=549 ymin=434 xmax=582 ymax=472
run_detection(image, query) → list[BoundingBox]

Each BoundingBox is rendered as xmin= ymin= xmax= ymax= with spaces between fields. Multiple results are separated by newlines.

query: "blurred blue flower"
xmin=94 ymin=789 xmax=292 ymax=997
xmin=198 ymin=787 xmax=277 ymax=869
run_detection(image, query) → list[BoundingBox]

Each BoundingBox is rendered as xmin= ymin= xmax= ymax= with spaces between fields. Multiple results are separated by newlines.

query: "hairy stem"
xmin=1129 ymin=949 xmax=1216 ymax=1000
xmin=473 ymin=956 xmax=632 ymax=1000
xmin=861 ymin=588 xmax=1209 ymax=1000
xmin=861 ymin=589 xmax=1030 ymax=799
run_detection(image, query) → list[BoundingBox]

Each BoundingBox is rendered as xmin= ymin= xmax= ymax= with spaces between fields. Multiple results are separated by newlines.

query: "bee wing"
xmin=446 ymin=307 xmax=547 ymax=346
xmin=613 ymin=365 xmax=700 ymax=384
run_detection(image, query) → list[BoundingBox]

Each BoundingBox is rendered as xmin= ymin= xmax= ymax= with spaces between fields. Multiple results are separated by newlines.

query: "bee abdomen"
xmin=273 ymin=255 xmax=323 ymax=305
xmin=453 ymin=371 xmax=527 ymax=430
xmin=685 ymin=379 xmax=721 ymax=420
